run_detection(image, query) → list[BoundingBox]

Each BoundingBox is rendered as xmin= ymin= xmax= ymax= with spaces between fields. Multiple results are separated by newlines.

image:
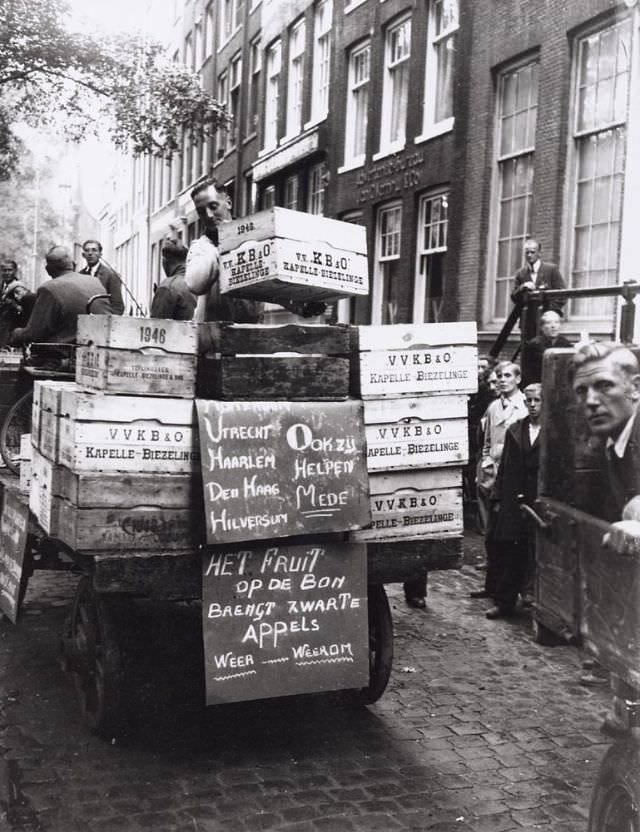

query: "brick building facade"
xmin=108 ymin=0 xmax=640 ymax=343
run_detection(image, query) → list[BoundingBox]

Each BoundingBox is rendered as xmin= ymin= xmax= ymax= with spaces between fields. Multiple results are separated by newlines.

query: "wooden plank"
xmin=201 ymin=540 xmax=369 ymax=705
xmin=356 ymin=321 xmax=477 ymax=352
xmin=57 ymin=415 xmax=199 ymax=473
xmin=539 ymin=351 xmax=577 ymax=504
xmin=197 ymin=356 xmax=350 ymax=400
xmin=218 ymin=207 xmax=368 ymax=254
xmin=58 ymin=388 xmax=195 ymax=424
xmin=367 ymin=467 xmax=462 ymax=495
xmin=198 ymin=322 xmax=353 ymax=356
xmin=75 ymin=346 xmax=197 ymax=398
xmin=18 ymin=435 xmax=31 ymax=495
xmin=196 ymin=399 xmax=370 ymax=544
xmin=363 ymin=395 xmax=467 ymax=424
xmin=54 ymin=469 xmax=197 ymax=508
xmin=52 ymin=498 xmax=204 ymax=552
xmin=0 ymin=488 xmax=30 ymax=623
xmin=357 ymin=345 xmax=477 ymax=398
xmin=219 ymin=237 xmax=369 ymax=303
xmin=365 ymin=411 xmax=468 ymax=471
xmin=30 ymin=447 xmax=54 ymax=534
xmin=367 ymin=537 xmax=463 ymax=583
xmin=38 ymin=409 xmax=60 ymax=462
xmin=76 ymin=315 xmax=198 ymax=355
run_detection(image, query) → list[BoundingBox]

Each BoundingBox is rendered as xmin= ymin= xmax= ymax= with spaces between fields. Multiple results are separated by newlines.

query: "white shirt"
xmin=528 ymin=422 xmax=541 ymax=446
xmin=607 ymin=411 xmax=638 ymax=459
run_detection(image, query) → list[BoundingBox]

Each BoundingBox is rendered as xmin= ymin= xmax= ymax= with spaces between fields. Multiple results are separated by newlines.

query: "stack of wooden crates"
xmin=29 ymin=317 xmax=203 ymax=553
xmin=350 ymin=321 xmax=478 ymax=572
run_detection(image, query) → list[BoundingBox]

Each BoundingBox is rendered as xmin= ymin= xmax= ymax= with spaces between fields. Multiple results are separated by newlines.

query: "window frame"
xmin=263 ymin=39 xmax=282 ymax=151
xmin=309 ymin=0 xmax=333 ymax=125
xmin=486 ymin=57 xmax=539 ymax=323
xmin=285 ymin=18 xmax=306 ymax=139
xmin=377 ymin=15 xmax=412 ymax=159
xmin=342 ymin=39 xmax=370 ymax=170
xmin=372 ymin=200 xmax=403 ymax=324
xmin=417 ymin=0 xmax=458 ymax=143
xmin=413 ymin=188 xmax=449 ymax=323
xmin=307 ymin=162 xmax=326 ymax=214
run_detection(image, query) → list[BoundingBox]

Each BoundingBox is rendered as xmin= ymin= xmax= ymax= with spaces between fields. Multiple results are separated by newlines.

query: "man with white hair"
xmin=523 ymin=309 xmax=572 ymax=384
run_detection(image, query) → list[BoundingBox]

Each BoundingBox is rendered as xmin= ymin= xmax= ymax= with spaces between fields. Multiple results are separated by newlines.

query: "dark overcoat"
xmin=490 ymin=417 xmax=540 ymax=541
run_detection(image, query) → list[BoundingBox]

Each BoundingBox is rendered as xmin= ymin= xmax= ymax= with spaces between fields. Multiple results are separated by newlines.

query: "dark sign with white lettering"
xmin=0 ymin=489 xmax=29 ymax=623
xmin=202 ymin=540 xmax=369 ymax=704
xmin=195 ymin=399 xmax=370 ymax=544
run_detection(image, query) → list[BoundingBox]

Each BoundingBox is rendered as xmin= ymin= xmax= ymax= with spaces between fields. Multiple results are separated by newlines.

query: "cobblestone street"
xmin=0 ymin=534 xmax=612 ymax=831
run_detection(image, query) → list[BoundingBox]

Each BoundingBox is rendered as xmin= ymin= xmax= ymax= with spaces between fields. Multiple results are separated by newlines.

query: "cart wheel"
xmin=532 ymin=618 xmax=562 ymax=646
xmin=588 ymin=740 xmax=640 ymax=832
xmin=350 ymin=584 xmax=393 ymax=706
xmin=0 ymin=390 xmax=32 ymax=475
xmin=64 ymin=577 xmax=129 ymax=738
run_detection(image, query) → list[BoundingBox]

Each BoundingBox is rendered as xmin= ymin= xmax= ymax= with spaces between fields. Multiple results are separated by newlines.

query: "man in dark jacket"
xmin=485 ymin=383 xmax=542 ymax=619
xmin=10 ymin=246 xmax=111 ymax=346
xmin=79 ymin=239 xmax=125 ymax=315
xmin=150 ymin=241 xmax=196 ymax=321
xmin=511 ymin=239 xmax=566 ymax=317
xmin=522 ymin=310 xmax=572 ymax=385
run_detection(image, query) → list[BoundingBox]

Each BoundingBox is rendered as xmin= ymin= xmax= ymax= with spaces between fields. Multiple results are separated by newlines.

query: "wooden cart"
xmin=527 ymin=349 xmax=640 ymax=831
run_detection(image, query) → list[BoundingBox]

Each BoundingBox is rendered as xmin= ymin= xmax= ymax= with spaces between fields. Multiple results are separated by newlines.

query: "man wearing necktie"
xmin=572 ymin=342 xmax=640 ymax=527
xmin=511 ymin=238 xmax=566 ymax=316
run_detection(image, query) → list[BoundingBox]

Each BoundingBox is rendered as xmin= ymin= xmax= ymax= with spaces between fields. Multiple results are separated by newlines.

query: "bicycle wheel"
xmin=0 ymin=390 xmax=33 ymax=475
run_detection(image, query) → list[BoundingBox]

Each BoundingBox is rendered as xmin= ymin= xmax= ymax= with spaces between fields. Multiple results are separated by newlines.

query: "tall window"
xmin=221 ymin=0 xmax=242 ymax=43
xmin=286 ymin=19 xmax=306 ymax=137
xmin=228 ymin=54 xmax=242 ymax=150
xmin=311 ymin=0 xmax=332 ymax=122
xmin=246 ymin=36 xmax=262 ymax=136
xmin=285 ymin=175 xmax=299 ymax=209
xmin=414 ymin=191 xmax=448 ymax=322
xmin=204 ymin=3 xmax=214 ymax=58
xmin=216 ymin=71 xmax=229 ymax=160
xmin=373 ymin=202 xmax=402 ymax=324
xmin=380 ymin=16 xmax=411 ymax=154
xmin=337 ymin=211 xmax=364 ymax=324
xmin=262 ymin=184 xmax=276 ymax=209
xmin=344 ymin=41 xmax=370 ymax=166
xmin=570 ymin=19 xmax=632 ymax=318
xmin=308 ymin=163 xmax=326 ymax=214
xmin=422 ymin=0 xmax=458 ymax=135
xmin=492 ymin=60 xmax=539 ymax=319
xmin=184 ymin=32 xmax=194 ymax=69
xmin=264 ymin=40 xmax=282 ymax=150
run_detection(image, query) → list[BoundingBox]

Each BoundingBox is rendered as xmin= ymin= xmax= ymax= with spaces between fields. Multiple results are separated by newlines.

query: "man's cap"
xmin=162 ymin=240 xmax=188 ymax=260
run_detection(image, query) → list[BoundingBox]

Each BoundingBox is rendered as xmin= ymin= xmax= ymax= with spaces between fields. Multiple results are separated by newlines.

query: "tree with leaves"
xmin=0 ymin=0 xmax=228 ymax=179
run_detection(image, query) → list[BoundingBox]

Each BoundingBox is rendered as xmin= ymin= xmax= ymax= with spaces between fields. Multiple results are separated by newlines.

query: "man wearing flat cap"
xmin=150 ymin=240 xmax=197 ymax=321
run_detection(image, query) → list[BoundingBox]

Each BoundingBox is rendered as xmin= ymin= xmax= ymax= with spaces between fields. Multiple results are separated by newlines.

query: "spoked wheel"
xmin=0 ymin=390 xmax=32 ymax=475
xmin=588 ymin=741 xmax=640 ymax=832
xmin=62 ymin=577 xmax=129 ymax=738
xmin=350 ymin=583 xmax=393 ymax=706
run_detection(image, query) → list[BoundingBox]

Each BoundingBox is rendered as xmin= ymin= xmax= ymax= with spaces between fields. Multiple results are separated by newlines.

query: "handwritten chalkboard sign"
xmin=195 ymin=399 xmax=370 ymax=544
xmin=0 ymin=489 xmax=30 ymax=623
xmin=202 ymin=540 xmax=369 ymax=704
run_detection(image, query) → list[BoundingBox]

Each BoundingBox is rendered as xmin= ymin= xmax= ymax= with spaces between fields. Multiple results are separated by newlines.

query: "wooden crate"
xmin=197 ymin=322 xmax=351 ymax=399
xmin=29 ymin=445 xmax=198 ymax=535
xmin=52 ymin=499 xmax=203 ymax=553
xmin=55 ymin=390 xmax=198 ymax=473
xmin=351 ymin=468 xmax=463 ymax=542
xmin=363 ymin=395 xmax=468 ymax=471
xmin=218 ymin=207 xmax=368 ymax=303
xmin=76 ymin=315 xmax=198 ymax=355
xmin=75 ymin=345 xmax=197 ymax=398
xmin=353 ymin=321 xmax=478 ymax=399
